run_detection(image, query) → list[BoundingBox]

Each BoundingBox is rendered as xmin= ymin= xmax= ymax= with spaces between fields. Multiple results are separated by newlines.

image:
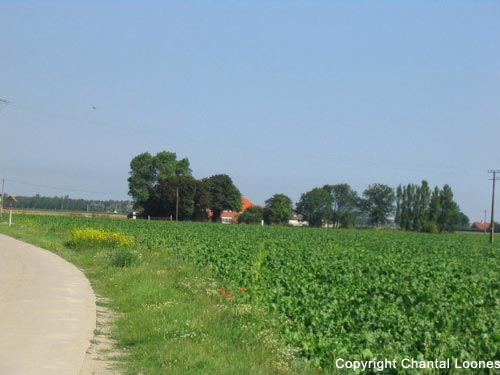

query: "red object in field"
xmin=8 ymin=205 xmax=13 ymax=210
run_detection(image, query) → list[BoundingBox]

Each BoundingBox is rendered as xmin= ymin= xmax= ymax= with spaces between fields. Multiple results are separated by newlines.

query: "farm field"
xmin=1 ymin=214 xmax=499 ymax=374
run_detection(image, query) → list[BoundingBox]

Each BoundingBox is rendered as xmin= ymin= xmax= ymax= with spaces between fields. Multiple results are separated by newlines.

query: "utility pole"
xmin=488 ymin=170 xmax=500 ymax=243
xmin=176 ymin=188 xmax=179 ymax=221
xmin=0 ymin=179 xmax=4 ymax=222
xmin=484 ymin=209 xmax=487 ymax=233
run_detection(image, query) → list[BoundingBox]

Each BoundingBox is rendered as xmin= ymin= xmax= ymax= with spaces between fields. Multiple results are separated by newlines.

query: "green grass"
xmin=0 ymin=217 xmax=312 ymax=374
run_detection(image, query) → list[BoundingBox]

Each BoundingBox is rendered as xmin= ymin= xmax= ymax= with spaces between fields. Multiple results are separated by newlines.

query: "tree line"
xmin=5 ymin=194 xmax=132 ymax=213
xmin=129 ymin=150 xmax=469 ymax=232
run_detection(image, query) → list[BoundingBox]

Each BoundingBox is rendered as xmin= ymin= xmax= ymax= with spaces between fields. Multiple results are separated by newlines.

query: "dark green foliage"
xmin=196 ymin=174 xmax=242 ymax=221
xmin=361 ymin=183 xmax=395 ymax=226
xmin=438 ymin=184 xmax=461 ymax=232
xmin=154 ymin=175 xmax=197 ymax=220
xmin=396 ymin=182 xmax=465 ymax=233
xmin=239 ymin=206 xmax=264 ymax=224
xmin=128 ymin=151 xmax=192 ymax=213
xmin=128 ymin=152 xmax=243 ymax=221
xmin=296 ymin=187 xmax=333 ymax=227
xmin=323 ymin=183 xmax=359 ymax=228
xmin=428 ymin=186 xmax=441 ymax=224
xmin=263 ymin=194 xmax=293 ymax=225
xmin=396 ymin=181 xmax=431 ymax=231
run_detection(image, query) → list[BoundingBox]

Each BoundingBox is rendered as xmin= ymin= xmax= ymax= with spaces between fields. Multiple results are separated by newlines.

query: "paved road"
xmin=0 ymin=234 xmax=96 ymax=375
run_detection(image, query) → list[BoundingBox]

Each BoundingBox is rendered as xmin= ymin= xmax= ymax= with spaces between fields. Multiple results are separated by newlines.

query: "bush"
xmin=108 ymin=248 xmax=141 ymax=267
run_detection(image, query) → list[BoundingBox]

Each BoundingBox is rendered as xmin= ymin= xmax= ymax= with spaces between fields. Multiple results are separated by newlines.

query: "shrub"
xmin=108 ymin=248 xmax=141 ymax=267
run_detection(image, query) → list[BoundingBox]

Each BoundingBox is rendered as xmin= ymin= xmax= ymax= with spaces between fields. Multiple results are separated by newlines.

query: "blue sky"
xmin=1 ymin=1 xmax=499 ymax=221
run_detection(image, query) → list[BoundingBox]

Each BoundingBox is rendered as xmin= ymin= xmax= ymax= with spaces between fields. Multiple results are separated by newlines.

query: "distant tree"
xmin=154 ymin=151 xmax=192 ymax=181
xmin=361 ymin=184 xmax=395 ymax=227
xmin=128 ymin=152 xmax=156 ymax=210
xmin=395 ymin=180 xmax=431 ymax=231
xmin=239 ymin=206 xmax=265 ymax=225
xmin=427 ymin=186 xmax=441 ymax=221
xmin=323 ymin=183 xmax=359 ymax=228
xmin=128 ymin=151 xmax=192 ymax=213
xmin=195 ymin=174 xmax=242 ymax=221
xmin=458 ymin=212 xmax=470 ymax=231
xmin=155 ymin=175 xmax=197 ymax=220
xmin=296 ymin=187 xmax=333 ymax=227
xmin=413 ymin=180 xmax=431 ymax=232
xmin=395 ymin=185 xmax=403 ymax=229
xmin=264 ymin=194 xmax=293 ymax=225
xmin=438 ymin=184 xmax=461 ymax=232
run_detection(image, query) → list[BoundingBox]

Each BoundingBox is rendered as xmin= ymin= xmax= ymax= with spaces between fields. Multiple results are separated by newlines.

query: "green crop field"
xmin=2 ymin=214 xmax=499 ymax=374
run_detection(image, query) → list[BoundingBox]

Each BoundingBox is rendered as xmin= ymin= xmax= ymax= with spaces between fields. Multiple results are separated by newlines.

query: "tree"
xmin=128 ymin=151 xmax=192 ymax=213
xmin=324 ymin=183 xmax=359 ymax=228
xmin=414 ymin=180 xmax=431 ymax=232
xmin=438 ymin=184 xmax=461 ymax=232
xmin=128 ymin=152 xmax=156 ymax=210
xmin=155 ymin=175 xmax=197 ymax=220
xmin=428 ymin=186 xmax=441 ymax=223
xmin=239 ymin=206 xmax=265 ymax=225
xmin=195 ymin=174 xmax=242 ymax=221
xmin=264 ymin=194 xmax=293 ymax=225
xmin=361 ymin=184 xmax=395 ymax=227
xmin=395 ymin=185 xmax=403 ymax=229
xmin=296 ymin=187 xmax=333 ymax=227
xmin=458 ymin=211 xmax=470 ymax=231
xmin=395 ymin=181 xmax=431 ymax=231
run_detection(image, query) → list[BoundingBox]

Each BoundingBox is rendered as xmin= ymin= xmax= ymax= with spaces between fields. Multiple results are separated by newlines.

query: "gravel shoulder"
xmin=0 ymin=234 xmax=115 ymax=375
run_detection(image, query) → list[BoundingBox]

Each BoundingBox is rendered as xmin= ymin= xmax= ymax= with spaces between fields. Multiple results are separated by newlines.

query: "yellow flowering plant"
xmin=67 ymin=228 xmax=133 ymax=248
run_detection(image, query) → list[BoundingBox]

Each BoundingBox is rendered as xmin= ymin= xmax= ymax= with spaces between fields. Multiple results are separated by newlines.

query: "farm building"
xmin=471 ymin=221 xmax=491 ymax=231
xmin=221 ymin=197 xmax=256 ymax=224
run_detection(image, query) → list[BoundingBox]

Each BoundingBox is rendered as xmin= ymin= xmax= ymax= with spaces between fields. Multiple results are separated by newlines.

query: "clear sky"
xmin=1 ymin=1 xmax=499 ymax=221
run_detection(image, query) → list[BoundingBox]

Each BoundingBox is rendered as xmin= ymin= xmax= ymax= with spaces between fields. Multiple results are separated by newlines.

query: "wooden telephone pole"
xmin=488 ymin=170 xmax=500 ymax=243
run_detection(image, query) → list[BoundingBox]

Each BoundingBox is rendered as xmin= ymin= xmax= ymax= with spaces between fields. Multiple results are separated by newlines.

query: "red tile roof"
xmin=242 ymin=197 xmax=255 ymax=212
xmin=472 ymin=222 xmax=491 ymax=230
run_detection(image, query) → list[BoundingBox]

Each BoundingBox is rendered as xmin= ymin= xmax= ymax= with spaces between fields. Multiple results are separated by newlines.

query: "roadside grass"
xmin=0 ymin=218 xmax=314 ymax=375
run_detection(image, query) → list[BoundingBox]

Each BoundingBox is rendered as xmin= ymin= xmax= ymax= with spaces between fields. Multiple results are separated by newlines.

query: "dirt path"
xmin=0 ymin=234 xmax=105 ymax=374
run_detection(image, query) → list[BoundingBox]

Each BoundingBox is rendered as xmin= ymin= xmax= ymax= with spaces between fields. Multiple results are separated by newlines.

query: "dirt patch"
xmin=80 ymin=296 xmax=124 ymax=375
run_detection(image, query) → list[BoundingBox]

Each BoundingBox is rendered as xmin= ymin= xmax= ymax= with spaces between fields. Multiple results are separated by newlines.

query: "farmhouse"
xmin=220 ymin=197 xmax=256 ymax=224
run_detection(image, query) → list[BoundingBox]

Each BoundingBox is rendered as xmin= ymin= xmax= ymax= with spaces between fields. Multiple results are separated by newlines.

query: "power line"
xmin=0 ymin=177 xmax=120 ymax=196
xmin=7 ymin=100 xmax=473 ymax=177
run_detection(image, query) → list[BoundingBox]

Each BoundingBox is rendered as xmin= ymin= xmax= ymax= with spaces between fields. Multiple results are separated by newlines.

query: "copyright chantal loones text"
xmin=335 ymin=358 xmax=500 ymax=372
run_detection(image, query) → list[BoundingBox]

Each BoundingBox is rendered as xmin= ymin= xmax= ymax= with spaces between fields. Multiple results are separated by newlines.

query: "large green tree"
xmin=155 ymin=175 xmax=197 ymax=220
xmin=128 ymin=152 xmax=156 ymax=210
xmin=414 ymin=180 xmax=431 ymax=231
xmin=128 ymin=151 xmax=192 ymax=215
xmin=437 ymin=184 xmax=461 ymax=232
xmin=195 ymin=174 xmax=242 ymax=221
xmin=296 ymin=187 xmax=333 ymax=227
xmin=323 ymin=183 xmax=359 ymax=228
xmin=361 ymin=184 xmax=395 ymax=227
xmin=395 ymin=180 xmax=431 ymax=231
xmin=263 ymin=194 xmax=293 ymax=225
